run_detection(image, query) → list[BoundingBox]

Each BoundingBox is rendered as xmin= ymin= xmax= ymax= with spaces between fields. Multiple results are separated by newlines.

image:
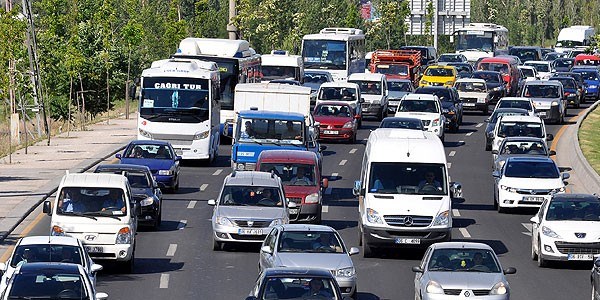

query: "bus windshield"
xmin=263 ymin=66 xmax=298 ymax=81
xmin=140 ymin=77 xmax=210 ymax=124
xmin=237 ymin=118 xmax=304 ymax=145
xmin=302 ymin=40 xmax=347 ymax=70
xmin=455 ymin=31 xmax=494 ymax=52
xmin=368 ymin=162 xmax=447 ymax=195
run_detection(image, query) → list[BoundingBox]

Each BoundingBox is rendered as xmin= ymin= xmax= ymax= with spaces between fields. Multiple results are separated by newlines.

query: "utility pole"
xmin=227 ymin=0 xmax=237 ymax=40
xmin=433 ymin=0 xmax=438 ymax=50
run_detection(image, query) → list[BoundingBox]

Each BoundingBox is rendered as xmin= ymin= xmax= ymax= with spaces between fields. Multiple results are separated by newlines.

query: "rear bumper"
xmin=361 ymin=103 xmax=383 ymax=116
xmin=536 ymin=106 xmax=561 ymax=122
xmin=318 ymin=128 xmax=355 ymax=141
xmin=289 ymin=203 xmax=321 ymax=222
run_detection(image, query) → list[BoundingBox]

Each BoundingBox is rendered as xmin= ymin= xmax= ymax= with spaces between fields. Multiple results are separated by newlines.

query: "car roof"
xmin=129 ymin=140 xmax=171 ymax=146
xmin=571 ymin=66 xmax=599 ymax=71
xmin=525 ymin=80 xmax=562 ymax=86
xmin=18 ymin=236 xmax=80 ymax=246
xmin=238 ymin=110 xmax=305 ymax=121
xmin=225 ymin=171 xmax=280 ymax=187
xmin=381 ymin=117 xmax=422 ymax=122
xmin=499 ymin=97 xmax=530 ymax=102
xmin=507 ymin=156 xmax=554 ymax=163
xmin=455 ymin=78 xmax=486 ymax=83
xmin=258 ymin=150 xmax=317 ymax=164
xmin=315 ymin=101 xmax=354 ymax=107
xmin=499 ymin=115 xmax=542 ymax=123
xmin=348 ymin=72 xmax=384 ymax=81
xmin=402 ymin=93 xmax=438 ymax=101
xmin=320 ymin=81 xmax=359 ymax=88
xmin=279 ymin=224 xmax=336 ymax=232
xmin=95 ymin=164 xmax=151 ymax=173
xmin=60 ymin=173 xmax=128 ymax=188
xmin=502 ymin=136 xmax=546 ymax=143
xmin=430 ymin=242 xmax=494 ymax=251
xmin=263 ymin=267 xmax=334 ymax=278
xmin=473 ymin=70 xmax=502 ymax=76
xmin=17 ymin=262 xmax=82 ymax=274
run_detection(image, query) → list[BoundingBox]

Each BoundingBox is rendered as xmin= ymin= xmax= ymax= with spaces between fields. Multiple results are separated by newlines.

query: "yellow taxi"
xmin=419 ymin=65 xmax=457 ymax=88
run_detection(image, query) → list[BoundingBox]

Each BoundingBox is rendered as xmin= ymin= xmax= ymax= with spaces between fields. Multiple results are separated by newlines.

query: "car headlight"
xmin=421 ymin=80 xmax=429 ymax=85
xmin=215 ymin=216 xmax=234 ymax=226
xmin=194 ymin=130 xmax=210 ymax=140
xmin=426 ymin=280 xmax=444 ymax=294
xmin=334 ymin=267 xmax=355 ymax=277
xmin=551 ymin=101 xmax=559 ymax=106
xmin=432 ymin=118 xmax=440 ymax=126
xmin=140 ymin=197 xmax=154 ymax=206
xmin=116 ymin=227 xmax=132 ymax=244
xmin=158 ymin=169 xmax=174 ymax=176
xmin=138 ymin=128 xmax=152 ymax=139
xmin=432 ymin=210 xmax=449 ymax=226
xmin=552 ymin=186 xmax=566 ymax=193
xmin=500 ymin=185 xmax=517 ymax=193
xmin=305 ymin=193 xmax=319 ymax=204
xmin=269 ymin=218 xmax=284 ymax=226
xmin=542 ymin=226 xmax=561 ymax=239
xmin=492 ymin=86 xmax=503 ymax=91
xmin=51 ymin=225 xmax=65 ymax=236
xmin=343 ymin=121 xmax=354 ymax=128
xmin=490 ymin=282 xmax=508 ymax=295
xmin=366 ymin=208 xmax=383 ymax=224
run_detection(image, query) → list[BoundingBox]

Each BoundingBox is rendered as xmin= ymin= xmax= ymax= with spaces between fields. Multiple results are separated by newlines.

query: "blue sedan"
xmin=116 ymin=140 xmax=180 ymax=192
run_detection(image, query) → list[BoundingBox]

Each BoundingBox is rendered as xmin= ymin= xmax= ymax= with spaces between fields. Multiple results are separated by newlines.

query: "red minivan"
xmin=256 ymin=150 xmax=328 ymax=224
xmin=477 ymin=57 xmax=520 ymax=96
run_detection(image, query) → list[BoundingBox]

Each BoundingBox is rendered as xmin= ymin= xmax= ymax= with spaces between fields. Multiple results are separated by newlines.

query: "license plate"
xmin=522 ymin=196 xmax=545 ymax=202
xmin=538 ymin=112 xmax=547 ymax=116
xmin=238 ymin=228 xmax=263 ymax=235
xmin=568 ymin=253 xmax=594 ymax=260
xmin=463 ymin=103 xmax=475 ymax=107
xmin=323 ymin=130 xmax=339 ymax=135
xmin=175 ymin=149 xmax=183 ymax=155
xmin=85 ymin=246 xmax=103 ymax=253
xmin=289 ymin=208 xmax=299 ymax=215
xmin=395 ymin=238 xmax=420 ymax=244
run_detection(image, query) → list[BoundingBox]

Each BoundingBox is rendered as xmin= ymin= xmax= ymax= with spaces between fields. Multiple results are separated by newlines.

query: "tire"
xmin=313 ymin=211 xmax=322 ymax=225
xmin=452 ymin=123 xmax=459 ymax=133
xmin=350 ymin=286 xmax=358 ymax=300
xmin=531 ymin=235 xmax=538 ymax=261
xmin=213 ymin=239 xmax=222 ymax=251
xmin=493 ymin=189 xmax=498 ymax=210
xmin=362 ymin=232 xmax=374 ymax=258
xmin=482 ymin=105 xmax=489 ymax=115
xmin=121 ymin=253 xmax=134 ymax=273
xmin=537 ymin=239 xmax=548 ymax=267
xmin=358 ymin=228 xmax=363 ymax=246
xmin=153 ymin=207 xmax=162 ymax=230
xmin=485 ymin=142 xmax=492 ymax=151
xmin=349 ymin=133 xmax=356 ymax=144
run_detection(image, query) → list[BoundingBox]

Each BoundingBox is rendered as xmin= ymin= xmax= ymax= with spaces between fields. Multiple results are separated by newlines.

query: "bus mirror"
xmin=449 ymin=35 xmax=454 ymax=43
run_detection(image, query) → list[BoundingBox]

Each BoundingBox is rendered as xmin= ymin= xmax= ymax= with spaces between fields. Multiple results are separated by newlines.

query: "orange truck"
xmin=369 ymin=49 xmax=422 ymax=85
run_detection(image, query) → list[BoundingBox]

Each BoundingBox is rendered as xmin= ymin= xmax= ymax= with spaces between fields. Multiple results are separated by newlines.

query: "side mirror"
xmin=562 ymin=173 xmax=570 ymax=180
xmin=360 ymin=97 xmax=365 ymax=103
xmin=43 ymin=200 xmax=52 ymax=215
xmin=348 ymin=247 xmax=360 ymax=256
xmin=322 ymin=178 xmax=329 ymax=189
xmin=319 ymin=145 xmax=327 ymax=152
xmin=492 ymin=171 xmax=501 ymax=178
xmin=503 ymin=267 xmax=517 ymax=275
xmin=449 ymin=182 xmax=462 ymax=198
xmin=491 ymin=150 xmax=499 ymax=155
xmin=207 ymin=199 xmax=216 ymax=206
xmin=546 ymin=134 xmax=554 ymax=141
xmin=353 ymin=180 xmax=362 ymax=196
xmin=530 ymin=216 xmax=539 ymax=224
xmin=314 ymin=122 xmax=321 ymax=127
xmin=484 ymin=118 xmax=490 ymax=123
xmin=288 ymin=201 xmax=297 ymax=209
xmin=412 ymin=266 xmax=424 ymax=273
xmin=260 ymin=245 xmax=273 ymax=254
xmin=96 ymin=292 xmax=109 ymax=300
xmin=175 ymin=156 xmax=182 ymax=161
xmin=115 ymin=153 xmax=122 ymax=159
xmin=91 ymin=264 xmax=103 ymax=273
xmin=549 ymin=150 xmax=556 ymax=156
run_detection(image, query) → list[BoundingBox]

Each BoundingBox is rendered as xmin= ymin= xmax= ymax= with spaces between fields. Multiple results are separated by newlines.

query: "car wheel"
xmin=213 ymin=239 xmax=222 ymax=251
xmin=485 ymin=142 xmax=492 ymax=151
xmin=153 ymin=207 xmax=162 ymax=230
xmin=530 ymin=235 xmax=538 ymax=260
xmin=121 ymin=253 xmax=134 ymax=273
xmin=452 ymin=123 xmax=459 ymax=133
xmin=483 ymin=105 xmax=489 ymax=115
xmin=350 ymin=286 xmax=358 ymax=300
xmin=537 ymin=239 xmax=548 ymax=267
xmin=358 ymin=228 xmax=362 ymax=246
xmin=362 ymin=232 xmax=374 ymax=258
xmin=349 ymin=133 xmax=356 ymax=144
xmin=493 ymin=189 xmax=498 ymax=210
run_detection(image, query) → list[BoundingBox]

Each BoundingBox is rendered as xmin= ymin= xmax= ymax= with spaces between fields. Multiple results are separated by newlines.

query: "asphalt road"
xmin=17 ymin=102 xmax=595 ymax=300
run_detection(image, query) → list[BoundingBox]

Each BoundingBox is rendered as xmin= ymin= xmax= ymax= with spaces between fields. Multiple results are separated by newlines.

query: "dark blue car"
xmin=571 ymin=66 xmax=600 ymax=101
xmin=116 ymin=140 xmax=181 ymax=192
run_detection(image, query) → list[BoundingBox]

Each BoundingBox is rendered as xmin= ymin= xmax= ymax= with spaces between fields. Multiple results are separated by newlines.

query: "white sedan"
xmin=530 ymin=193 xmax=600 ymax=267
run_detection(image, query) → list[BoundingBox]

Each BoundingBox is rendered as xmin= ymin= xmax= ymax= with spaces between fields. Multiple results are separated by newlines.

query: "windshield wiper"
xmin=85 ymin=212 xmax=122 ymax=220
xmin=62 ymin=212 xmax=97 ymax=221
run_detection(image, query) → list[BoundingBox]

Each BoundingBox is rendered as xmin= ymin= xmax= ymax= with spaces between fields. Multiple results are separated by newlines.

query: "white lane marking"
xmin=522 ymin=231 xmax=532 ymax=236
xmin=325 ymin=187 xmax=332 ymax=195
xmin=322 ymin=205 xmax=329 ymax=213
xmin=187 ymin=201 xmax=197 ymax=209
xmin=212 ymin=169 xmax=223 ymax=176
xmin=459 ymin=140 xmax=465 ymax=145
xmin=447 ymin=163 xmax=452 ymax=169
xmin=159 ymin=274 xmax=170 ymax=289
xmin=339 ymin=160 xmax=347 ymax=166
xmin=452 ymin=209 xmax=461 ymax=217
xmin=166 ymin=244 xmax=177 ymax=257
xmin=521 ymin=223 xmax=533 ymax=231
xmin=466 ymin=132 xmax=474 ymax=136
xmin=177 ymin=220 xmax=187 ymax=230
xmin=449 ymin=151 xmax=456 ymax=157
xmin=459 ymin=228 xmax=471 ymax=238
xmin=476 ymin=123 xmax=484 ymax=128
xmin=200 ymin=184 xmax=209 ymax=191
xmin=349 ymin=148 xmax=358 ymax=154
xmin=331 ymin=172 xmax=339 ymax=177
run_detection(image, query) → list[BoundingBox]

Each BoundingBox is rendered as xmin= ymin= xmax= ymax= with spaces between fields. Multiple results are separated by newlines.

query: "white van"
xmin=43 ymin=173 xmax=138 ymax=272
xmin=348 ymin=73 xmax=389 ymax=120
xmin=353 ymin=129 xmax=460 ymax=257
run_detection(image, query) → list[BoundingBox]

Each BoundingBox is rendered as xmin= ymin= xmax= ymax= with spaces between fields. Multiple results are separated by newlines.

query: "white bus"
xmin=301 ymin=28 xmax=366 ymax=82
xmin=261 ymin=50 xmax=304 ymax=83
xmin=138 ymin=58 xmax=221 ymax=162
xmin=174 ymin=38 xmax=261 ymax=137
xmin=451 ymin=23 xmax=509 ymax=63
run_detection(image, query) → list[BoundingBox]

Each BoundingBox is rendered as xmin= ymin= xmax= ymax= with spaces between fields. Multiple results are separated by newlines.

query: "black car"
xmin=552 ymin=72 xmax=586 ymax=103
xmin=549 ymin=76 xmax=581 ymax=108
xmin=471 ymin=71 xmax=506 ymax=103
xmin=414 ymin=86 xmax=463 ymax=132
xmin=95 ymin=164 xmax=163 ymax=229
xmin=509 ymin=46 xmax=542 ymax=63
xmin=245 ymin=267 xmax=347 ymax=300
xmin=551 ymin=58 xmax=574 ymax=72
xmin=484 ymin=108 xmax=529 ymax=151
xmin=379 ymin=117 xmax=424 ymax=131
xmin=447 ymin=62 xmax=474 ymax=78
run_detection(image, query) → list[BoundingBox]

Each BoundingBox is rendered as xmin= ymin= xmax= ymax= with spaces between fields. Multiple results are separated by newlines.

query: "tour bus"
xmin=451 ymin=23 xmax=509 ymax=63
xmin=174 ymin=38 xmax=262 ymax=137
xmin=301 ymin=28 xmax=366 ymax=82
xmin=138 ymin=58 xmax=221 ymax=162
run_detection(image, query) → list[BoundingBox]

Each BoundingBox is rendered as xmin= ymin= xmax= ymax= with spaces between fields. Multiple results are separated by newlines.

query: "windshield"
xmin=318 ymin=87 xmax=357 ymax=101
xmin=498 ymin=100 xmax=532 ymax=110
xmin=375 ymin=64 xmax=409 ymax=76
xmin=498 ymin=121 xmax=543 ymax=138
xmin=140 ymin=77 xmax=210 ymax=123
xmin=263 ymin=66 xmax=298 ymax=81
xmin=314 ymin=104 xmax=353 ymax=118
xmin=389 ymin=81 xmax=413 ymax=92
xmin=551 ymin=78 xmax=576 ymax=89
xmin=504 ymin=161 xmax=559 ymax=178
xmin=455 ymin=31 xmax=494 ymax=52
xmin=8 ymin=273 xmax=88 ymax=299
xmin=95 ymin=170 xmax=151 ymax=188
xmin=261 ymin=277 xmax=339 ymax=300
xmin=277 ymin=231 xmax=344 ymax=253
xmin=10 ymin=245 xmax=84 ymax=268
xmin=509 ymin=48 xmax=539 ymax=62
xmin=499 ymin=140 xmax=547 ymax=155
xmin=424 ymin=68 xmax=454 ymax=77
xmin=546 ymin=199 xmax=600 ymax=221
xmin=428 ymin=248 xmax=501 ymax=273
xmin=302 ymin=40 xmax=347 ymax=70
xmin=380 ymin=119 xmax=423 ymax=130
xmin=472 ymin=72 xmax=501 ymax=83
xmin=525 ymin=63 xmax=550 ymax=73
xmin=520 ymin=68 xmax=535 ymax=77
xmin=455 ymin=82 xmax=486 ymax=92
xmin=523 ymin=85 xmax=560 ymax=98
xmin=124 ymin=144 xmax=174 ymax=160
xmin=349 ymin=80 xmax=382 ymax=95
xmin=573 ymin=70 xmax=600 ymax=81
xmin=368 ymin=162 xmax=447 ymax=195
xmin=478 ymin=62 xmax=509 ymax=74
xmin=490 ymin=111 xmax=528 ymax=123
xmin=237 ymin=118 xmax=304 ymax=145
xmin=259 ymin=163 xmax=316 ymax=186
xmin=554 ymin=59 xmax=574 ymax=68
xmin=218 ymin=186 xmax=282 ymax=207
xmin=398 ymin=100 xmax=439 ymax=113
xmin=57 ymin=187 xmax=127 ymax=216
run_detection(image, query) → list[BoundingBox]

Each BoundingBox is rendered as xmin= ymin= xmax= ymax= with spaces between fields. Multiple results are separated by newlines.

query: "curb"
xmin=0 ymin=144 xmax=127 ymax=241
xmin=571 ymin=99 xmax=600 ymax=194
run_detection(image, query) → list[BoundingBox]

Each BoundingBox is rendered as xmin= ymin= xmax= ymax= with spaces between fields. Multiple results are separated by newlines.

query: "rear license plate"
xmin=522 ymin=196 xmax=545 ymax=202
xmin=395 ymin=238 xmax=420 ymax=244
xmin=323 ymin=130 xmax=339 ymax=135
xmin=568 ymin=253 xmax=594 ymax=260
xmin=538 ymin=112 xmax=547 ymax=116
xmin=85 ymin=246 xmax=103 ymax=253
xmin=238 ymin=228 xmax=263 ymax=235
xmin=463 ymin=103 xmax=475 ymax=107
xmin=289 ymin=208 xmax=299 ymax=215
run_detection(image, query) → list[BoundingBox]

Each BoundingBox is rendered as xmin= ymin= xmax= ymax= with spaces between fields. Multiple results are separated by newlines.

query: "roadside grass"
xmin=579 ymin=106 xmax=600 ymax=175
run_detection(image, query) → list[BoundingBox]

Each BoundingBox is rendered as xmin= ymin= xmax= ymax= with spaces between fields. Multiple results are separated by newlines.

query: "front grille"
xmin=230 ymin=234 xmax=267 ymax=241
xmin=288 ymin=197 xmax=302 ymax=204
xmin=515 ymin=188 xmax=552 ymax=195
xmin=443 ymin=289 xmax=461 ymax=295
xmin=431 ymin=82 xmax=444 ymax=86
xmin=232 ymin=220 xmax=270 ymax=227
xmin=473 ymin=290 xmax=491 ymax=296
xmin=461 ymin=97 xmax=478 ymax=103
xmin=384 ymin=215 xmax=433 ymax=227
xmin=421 ymin=120 xmax=431 ymax=126
xmin=152 ymin=133 xmax=195 ymax=141
xmin=385 ymin=231 xmax=429 ymax=238
xmin=555 ymin=241 xmax=600 ymax=255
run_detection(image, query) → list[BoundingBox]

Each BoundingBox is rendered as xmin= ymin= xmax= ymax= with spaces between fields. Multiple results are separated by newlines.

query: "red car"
xmin=256 ymin=150 xmax=327 ymax=224
xmin=313 ymin=101 xmax=359 ymax=143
